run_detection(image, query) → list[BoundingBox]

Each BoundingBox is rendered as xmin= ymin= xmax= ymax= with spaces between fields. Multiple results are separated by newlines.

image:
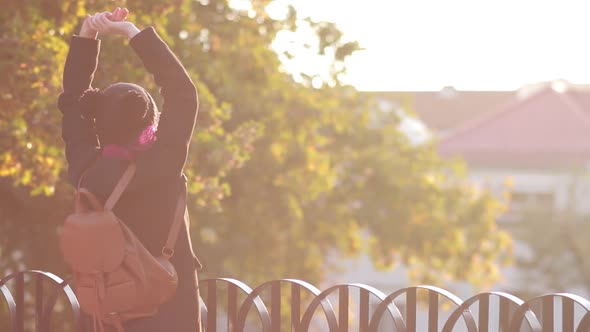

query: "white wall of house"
xmin=466 ymin=167 xmax=590 ymax=217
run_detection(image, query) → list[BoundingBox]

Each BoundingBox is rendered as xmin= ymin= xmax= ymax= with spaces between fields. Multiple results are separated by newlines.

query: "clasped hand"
xmin=79 ymin=7 xmax=140 ymax=39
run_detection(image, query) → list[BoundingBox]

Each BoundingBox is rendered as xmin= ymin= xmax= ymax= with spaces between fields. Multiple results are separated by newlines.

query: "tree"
xmin=0 ymin=0 xmax=510 ymax=295
xmin=506 ymin=172 xmax=590 ymax=298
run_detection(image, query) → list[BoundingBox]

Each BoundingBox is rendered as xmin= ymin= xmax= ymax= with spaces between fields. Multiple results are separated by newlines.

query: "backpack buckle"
xmin=162 ymin=247 xmax=174 ymax=258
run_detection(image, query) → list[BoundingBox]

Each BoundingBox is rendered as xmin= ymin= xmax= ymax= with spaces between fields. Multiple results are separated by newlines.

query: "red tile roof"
xmin=370 ymin=90 xmax=515 ymax=132
xmin=413 ymin=90 xmax=515 ymax=133
xmin=438 ymin=87 xmax=590 ymax=167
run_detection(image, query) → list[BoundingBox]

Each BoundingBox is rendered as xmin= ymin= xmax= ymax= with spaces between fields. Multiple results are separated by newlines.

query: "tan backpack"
xmin=60 ymin=163 xmax=186 ymax=332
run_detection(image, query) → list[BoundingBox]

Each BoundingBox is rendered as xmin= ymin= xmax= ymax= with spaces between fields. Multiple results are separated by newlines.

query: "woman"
xmin=58 ymin=8 xmax=202 ymax=331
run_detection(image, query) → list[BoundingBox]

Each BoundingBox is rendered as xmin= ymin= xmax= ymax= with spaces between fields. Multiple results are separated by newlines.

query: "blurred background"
xmin=3 ymin=0 xmax=590 ymax=318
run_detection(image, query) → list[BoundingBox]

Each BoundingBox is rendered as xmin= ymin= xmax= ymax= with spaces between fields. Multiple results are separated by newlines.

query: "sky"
xmin=264 ymin=0 xmax=590 ymax=91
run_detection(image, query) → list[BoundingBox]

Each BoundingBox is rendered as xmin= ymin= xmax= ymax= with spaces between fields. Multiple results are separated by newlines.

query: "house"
xmin=437 ymin=83 xmax=590 ymax=219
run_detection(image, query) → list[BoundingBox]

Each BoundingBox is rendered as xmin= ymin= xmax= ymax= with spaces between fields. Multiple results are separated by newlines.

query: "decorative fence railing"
xmin=2 ymin=270 xmax=590 ymax=331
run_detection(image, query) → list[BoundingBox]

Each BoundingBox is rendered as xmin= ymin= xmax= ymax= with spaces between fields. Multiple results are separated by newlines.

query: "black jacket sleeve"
xmin=57 ymin=36 xmax=101 ymax=186
xmin=130 ymin=27 xmax=199 ymax=178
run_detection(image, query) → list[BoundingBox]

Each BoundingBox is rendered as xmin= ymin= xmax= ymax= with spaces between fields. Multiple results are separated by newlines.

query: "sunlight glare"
xmin=266 ymin=0 xmax=290 ymax=21
xmin=282 ymin=0 xmax=590 ymax=91
xmin=228 ymin=0 xmax=252 ymax=12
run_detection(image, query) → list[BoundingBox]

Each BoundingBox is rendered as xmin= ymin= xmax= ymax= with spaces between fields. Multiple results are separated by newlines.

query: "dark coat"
xmin=58 ymin=27 xmax=202 ymax=332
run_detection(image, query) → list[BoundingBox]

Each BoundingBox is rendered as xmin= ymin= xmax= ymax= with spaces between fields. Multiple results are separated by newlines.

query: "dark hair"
xmin=79 ymin=83 xmax=159 ymax=145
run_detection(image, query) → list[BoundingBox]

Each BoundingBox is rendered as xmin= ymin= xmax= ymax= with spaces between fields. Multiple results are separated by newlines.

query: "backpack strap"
xmin=75 ymin=189 xmax=104 ymax=212
xmin=161 ymin=184 xmax=187 ymax=259
xmin=104 ymin=163 xmax=137 ymax=211
xmin=76 ymin=155 xmax=101 ymax=191
xmin=76 ymin=157 xmax=136 ymax=211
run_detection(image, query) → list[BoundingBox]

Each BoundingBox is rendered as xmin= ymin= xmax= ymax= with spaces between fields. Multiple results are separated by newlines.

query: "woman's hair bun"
xmin=78 ymin=88 xmax=104 ymax=120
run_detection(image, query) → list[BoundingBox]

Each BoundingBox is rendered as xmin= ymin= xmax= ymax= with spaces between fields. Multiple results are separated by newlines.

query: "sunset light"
xmin=278 ymin=0 xmax=590 ymax=91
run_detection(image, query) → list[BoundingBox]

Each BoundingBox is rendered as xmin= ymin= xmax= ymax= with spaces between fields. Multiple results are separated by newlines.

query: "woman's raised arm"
xmin=128 ymin=26 xmax=199 ymax=178
xmin=57 ymin=15 xmax=104 ymax=185
xmin=59 ymin=9 xmax=132 ymax=185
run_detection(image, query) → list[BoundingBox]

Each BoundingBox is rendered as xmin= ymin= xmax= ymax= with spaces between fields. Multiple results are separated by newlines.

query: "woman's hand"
xmin=88 ymin=9 xmax=141 ymax=39
xmin=110 ymin=7 xmax=129 ymax=22
xmin=78 ymin=8 xmax=128 ymax=39
xmin=79 ymin=15 xmax=99 ymax=39
xmin=79 ymin=7 xmax=129 ymax=39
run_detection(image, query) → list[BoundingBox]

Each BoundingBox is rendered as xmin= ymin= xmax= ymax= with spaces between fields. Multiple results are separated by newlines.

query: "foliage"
xmin=0 ymin=0 xmax=510 ymax=296
xmin=505 ymin=175 xmax=590 ymax=298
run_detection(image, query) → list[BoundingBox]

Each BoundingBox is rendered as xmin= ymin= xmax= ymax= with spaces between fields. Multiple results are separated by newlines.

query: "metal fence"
xmin=3 ymin=270 xmax=590 ymax=331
